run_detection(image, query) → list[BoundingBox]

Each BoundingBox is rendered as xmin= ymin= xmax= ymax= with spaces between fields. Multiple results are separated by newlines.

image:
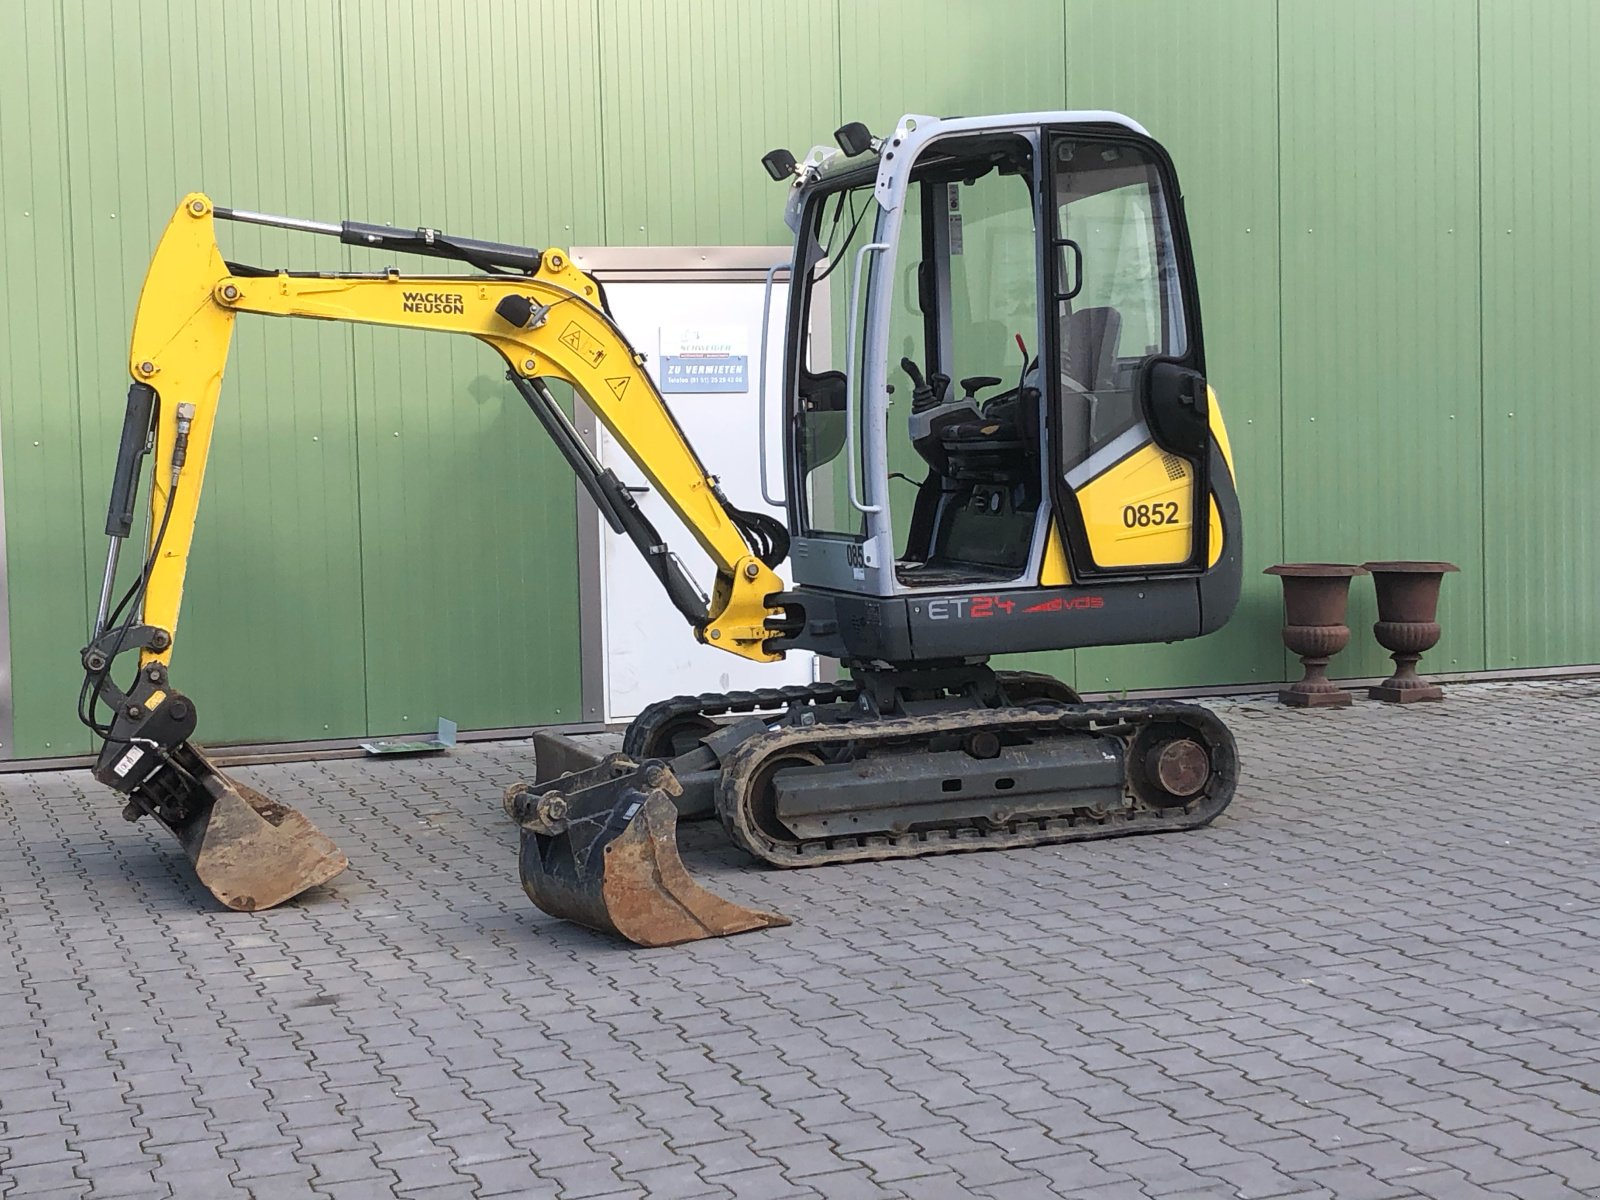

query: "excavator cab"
xmin=773 ymin=113 xmax=1239 ymax=662
xmin=514 ymin=114 xmax=1243 ymax=944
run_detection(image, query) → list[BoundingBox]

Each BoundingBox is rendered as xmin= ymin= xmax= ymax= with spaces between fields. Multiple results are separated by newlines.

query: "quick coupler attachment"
xmin=89 ymin=661 xmax=347 ymax=911
xmin=505 ymin=755 xmax=789 ymax=948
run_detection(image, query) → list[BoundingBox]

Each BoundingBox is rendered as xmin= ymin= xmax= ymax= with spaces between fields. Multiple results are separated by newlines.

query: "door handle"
xmin=845 ymin=241 xmax=889 ymax=515
xmin=757 ymin=261 xmax=787 ymax=507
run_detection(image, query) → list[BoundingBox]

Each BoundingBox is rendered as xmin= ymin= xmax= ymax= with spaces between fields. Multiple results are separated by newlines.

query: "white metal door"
xmin=590 ymin=270 xmax=815 ymax=722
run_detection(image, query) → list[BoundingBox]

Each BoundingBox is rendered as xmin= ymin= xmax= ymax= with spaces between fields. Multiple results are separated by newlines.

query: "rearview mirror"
xmin=1141 ymin=360 xmax=1208 ymax=459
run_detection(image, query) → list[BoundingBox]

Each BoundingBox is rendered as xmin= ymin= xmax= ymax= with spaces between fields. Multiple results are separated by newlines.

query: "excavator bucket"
xmin=120 ymin=746 xmax=347 ymax=911
xmin=177 ymin=770 xmax=347 ymax=912
xmin=506 ymin=756 xmax=789 ymax=947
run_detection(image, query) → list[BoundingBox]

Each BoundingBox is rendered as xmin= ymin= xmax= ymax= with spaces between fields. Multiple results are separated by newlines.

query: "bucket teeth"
xmin=510 ymin=756 xmax=789 ymax=948
xmin=160 ymin=749 xmax=348 ymax=911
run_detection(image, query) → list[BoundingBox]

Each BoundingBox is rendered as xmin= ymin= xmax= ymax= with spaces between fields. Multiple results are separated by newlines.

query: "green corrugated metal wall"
xmin=3 ymin=0 xmax=1597 ymax=759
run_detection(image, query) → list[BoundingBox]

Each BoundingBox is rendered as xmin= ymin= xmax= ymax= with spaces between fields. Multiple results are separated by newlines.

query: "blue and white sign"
xmin=660 ymin=325 xmax=749 ymax=394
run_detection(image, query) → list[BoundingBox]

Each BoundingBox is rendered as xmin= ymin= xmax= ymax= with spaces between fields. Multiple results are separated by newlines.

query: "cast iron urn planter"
xmin=1265 ymin=564 xmax=1369 ymax=707
xmin=1361 ymin=560 xmax=1460 ymax=703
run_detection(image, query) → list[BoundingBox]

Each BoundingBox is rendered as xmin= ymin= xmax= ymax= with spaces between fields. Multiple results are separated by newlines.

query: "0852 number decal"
xmin=1122 ymin=501 xmax=1180 ymax=528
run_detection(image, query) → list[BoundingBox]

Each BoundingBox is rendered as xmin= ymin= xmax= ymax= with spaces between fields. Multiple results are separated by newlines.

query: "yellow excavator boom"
xmin=126 ymin=194 xmax=785 ymax=663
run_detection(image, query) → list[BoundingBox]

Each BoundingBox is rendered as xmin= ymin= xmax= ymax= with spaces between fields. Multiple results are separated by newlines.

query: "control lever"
xmin=959 ymin=375 xmax=1003 ymax=403
xmin=901 ymin=357 xmax=951 ymax=414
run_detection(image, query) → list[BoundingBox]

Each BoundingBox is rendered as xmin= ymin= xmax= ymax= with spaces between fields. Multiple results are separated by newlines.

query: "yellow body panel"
xmin=1207 ymin=386 xmax=1234 ymax=474
xmin=1206 ymin=387 xmax=1233 ymax=568
xmin=1039 ymin=527 xmax=1072 ymax=586
xmin=130 ymin=194 xmax=783 ymax=667
xmin=1074 ymin=442 xmax=1197 ymax=569
xmin=1042 ymin=385 xmax=1235 ymax=580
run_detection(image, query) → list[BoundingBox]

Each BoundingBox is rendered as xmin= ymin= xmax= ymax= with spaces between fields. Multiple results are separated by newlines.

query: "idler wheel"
xmin=1128 ymin=722 xmax=1214 ymax=809
xmin=1145 ymin=739 xmax=1209 ymax=798
xmin=627 ymin=711 xmax=719 ymax=759
xmin=745 ymin=750 xmax=826 ymax=844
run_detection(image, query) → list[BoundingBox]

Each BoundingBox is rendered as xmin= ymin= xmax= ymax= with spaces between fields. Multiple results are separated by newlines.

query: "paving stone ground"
xmin=3 ymin=679 xmax=1600 ymax=1199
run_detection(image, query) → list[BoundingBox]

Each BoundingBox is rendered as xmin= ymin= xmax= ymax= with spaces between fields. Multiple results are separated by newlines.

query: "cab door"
xmin=1044 ymin=129 xmax=1213 ymax=578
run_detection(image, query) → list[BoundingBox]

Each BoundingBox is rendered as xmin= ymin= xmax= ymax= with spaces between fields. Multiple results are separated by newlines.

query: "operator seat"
xmin=1062 ymin=305 xmax=1122 ymax=392
xmin=1056 ymin=305 xmax=1122 ymax=470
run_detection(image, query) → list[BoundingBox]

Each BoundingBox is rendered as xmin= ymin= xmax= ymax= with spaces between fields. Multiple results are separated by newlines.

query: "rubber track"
xmin=623 ymin=680 xmax=860 ymax=759
xmin=621 ymin=671 xmax=1081 ymax=759
xmin=715 ymin=700 xmax=1237 ymax=869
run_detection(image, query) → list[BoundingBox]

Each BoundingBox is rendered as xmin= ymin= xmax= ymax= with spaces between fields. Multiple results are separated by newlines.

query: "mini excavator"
xmin=79 ymin=112 xmax=1242 ymax=941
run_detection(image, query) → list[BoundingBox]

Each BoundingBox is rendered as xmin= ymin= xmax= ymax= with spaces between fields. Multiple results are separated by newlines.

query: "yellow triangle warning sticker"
xmin=606 ymin=376 xmax=630 ymax=400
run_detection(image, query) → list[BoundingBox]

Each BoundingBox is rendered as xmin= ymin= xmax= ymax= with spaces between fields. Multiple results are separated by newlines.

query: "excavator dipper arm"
xmin=79 ymin=193 xmax=788 ymax=932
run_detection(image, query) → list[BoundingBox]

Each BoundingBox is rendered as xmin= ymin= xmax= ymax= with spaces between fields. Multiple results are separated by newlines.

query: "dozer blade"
xmin=152 ymin=748 xmax=347 ymax=911
xmin=507 ymin=756 xmax=789 ymax=948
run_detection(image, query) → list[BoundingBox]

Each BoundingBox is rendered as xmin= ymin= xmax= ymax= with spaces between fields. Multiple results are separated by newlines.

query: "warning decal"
xmin=605 ymin=376 xmax=630 ymax=401
xmin=558 ymin=320 xmax=606 ymax=368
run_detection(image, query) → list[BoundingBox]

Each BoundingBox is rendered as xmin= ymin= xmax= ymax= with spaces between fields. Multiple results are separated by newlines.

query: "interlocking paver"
xmin=5 ymin=681 xmax=1600 ymax=1199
